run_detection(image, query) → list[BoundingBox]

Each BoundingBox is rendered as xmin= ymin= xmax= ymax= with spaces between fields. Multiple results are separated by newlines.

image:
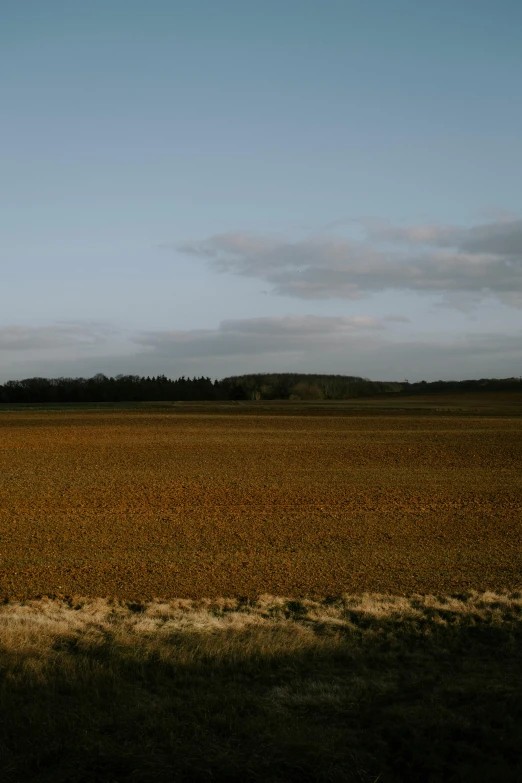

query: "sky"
xmin=2 ymin=0 xmax=521 ymax=382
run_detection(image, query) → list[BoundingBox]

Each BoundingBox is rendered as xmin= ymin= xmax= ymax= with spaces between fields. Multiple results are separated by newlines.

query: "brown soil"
xmin=1 ymin=406 xmax=521 ymax=598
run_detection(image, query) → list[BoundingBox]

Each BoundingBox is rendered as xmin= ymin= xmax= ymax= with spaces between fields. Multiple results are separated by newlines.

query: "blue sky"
xmin=2 ymin=0 xmax=521 ymax=381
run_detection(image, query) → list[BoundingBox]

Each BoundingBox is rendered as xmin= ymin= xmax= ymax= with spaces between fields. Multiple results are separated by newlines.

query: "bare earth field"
xmin=1 ymin=394 xmax=521 ymax=599
xmin=1 ymin=395 xmax=522 ymax=781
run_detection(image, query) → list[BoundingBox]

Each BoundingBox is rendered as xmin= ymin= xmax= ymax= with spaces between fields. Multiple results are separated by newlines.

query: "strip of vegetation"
xmin=1 ymin=592 xmax=521 ymax=782
xmin=0 ymin=372 xmax=399 ymax=404
xmin=1 ymin=372 xmax=521 ymax=405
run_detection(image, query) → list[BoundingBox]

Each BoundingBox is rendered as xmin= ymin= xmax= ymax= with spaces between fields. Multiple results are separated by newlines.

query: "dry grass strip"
xmin=1 ymin=591 xmax=522 ymax=782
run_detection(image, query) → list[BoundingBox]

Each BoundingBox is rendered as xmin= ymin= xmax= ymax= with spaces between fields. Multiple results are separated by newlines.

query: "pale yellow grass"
xmin=2 ymin=591 xmax=521 ymax=659
xmin=2 ymin=591 xmax=522 ymax=781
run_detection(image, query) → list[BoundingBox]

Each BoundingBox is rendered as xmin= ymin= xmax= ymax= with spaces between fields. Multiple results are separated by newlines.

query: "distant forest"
xmin=0 ymin=372 xmax=521 ymax=404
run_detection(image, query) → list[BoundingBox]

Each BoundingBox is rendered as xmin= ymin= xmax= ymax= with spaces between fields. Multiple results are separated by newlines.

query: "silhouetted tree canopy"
xmin=0 ymin=372 xmax=519 ymax=404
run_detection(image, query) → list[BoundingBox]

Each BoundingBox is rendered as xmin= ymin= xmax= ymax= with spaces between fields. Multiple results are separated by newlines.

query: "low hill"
xmin=220 ymin=373 xmax=403 ymax=400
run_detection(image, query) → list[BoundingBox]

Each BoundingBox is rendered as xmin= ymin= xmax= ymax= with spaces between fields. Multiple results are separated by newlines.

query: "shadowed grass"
xmin=1 ymin=592 xmax=522 ymax=782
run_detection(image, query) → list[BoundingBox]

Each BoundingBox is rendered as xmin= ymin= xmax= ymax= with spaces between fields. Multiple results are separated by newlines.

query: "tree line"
xmin=402 ymin=377 xmax=522 ymax=394
xmin=0 ymin=372 xmax=520 ymax=404
xmin=0 ymin=372 xmax=395 ymax=404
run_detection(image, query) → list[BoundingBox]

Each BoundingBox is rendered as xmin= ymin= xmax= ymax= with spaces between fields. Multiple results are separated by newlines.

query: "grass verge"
xmin=1 ymin=591 xmax=521 ymax=782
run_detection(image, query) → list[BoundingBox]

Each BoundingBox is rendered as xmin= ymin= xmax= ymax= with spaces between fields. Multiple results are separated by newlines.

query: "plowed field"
xmin=1 ymin=403 xmax=521 ymax=598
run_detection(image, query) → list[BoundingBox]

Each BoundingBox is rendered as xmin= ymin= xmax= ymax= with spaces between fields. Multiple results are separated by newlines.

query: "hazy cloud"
xmin=0 ymin=323 xmax=114 ymax=351
xmin=384 ymin=314 xmax=411 ymax=323
xmin=129 ymin=319 xmax=522 ymax=382
xmin=0 ymin=317 xmax=519 ymax=383
xmin=179 ymin=218 xmax=522 ymax=305
xmin=368 ymin=218 xmax=522 ymax=256
xmin=132 ymin=316 xmax=383 ymax=359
